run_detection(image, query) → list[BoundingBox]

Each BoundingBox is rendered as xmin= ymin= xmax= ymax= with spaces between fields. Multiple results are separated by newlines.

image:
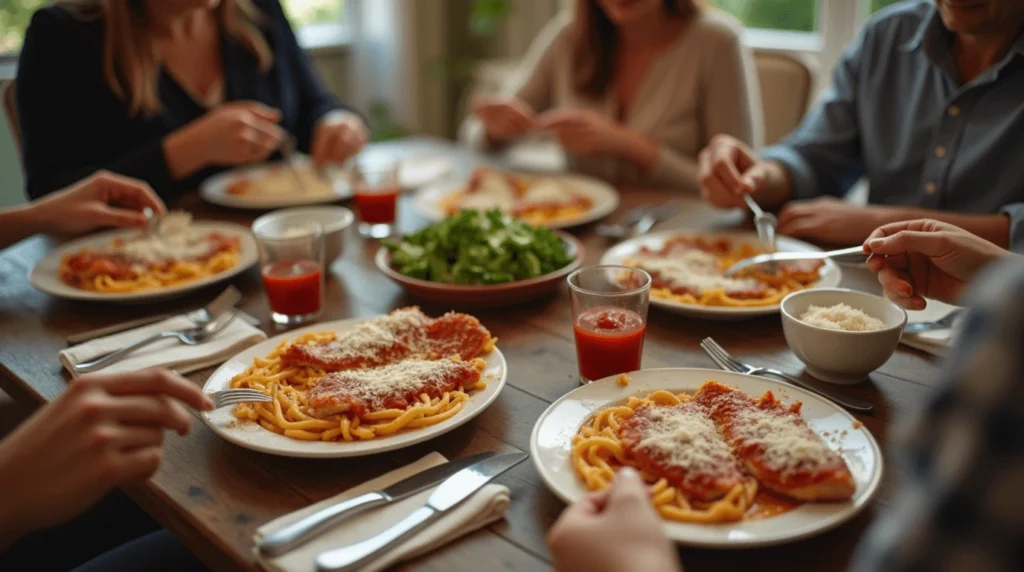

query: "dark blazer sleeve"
xmin=257 ymin=0 xmax=364 ymax=153
xmin=16 ymin=8 xmax=177 ymax=200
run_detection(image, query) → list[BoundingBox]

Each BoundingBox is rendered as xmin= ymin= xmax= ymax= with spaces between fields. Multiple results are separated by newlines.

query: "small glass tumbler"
xmin=253 ymin=221 xmax=325 ymax=326
xmin=568 ymin=266 xmax=652 ymax=384
xmin=352 ymin=157 xmax=401 ymax=239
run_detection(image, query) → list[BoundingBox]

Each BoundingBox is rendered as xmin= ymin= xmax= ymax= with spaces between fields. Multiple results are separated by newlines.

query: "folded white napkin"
xmin=59 ymin=315 xmax=267 ymax=377
xmin=901 ymin=298 xmax=963 ymax=357
xmin=254 ymin=452 xmax=511 ymax=572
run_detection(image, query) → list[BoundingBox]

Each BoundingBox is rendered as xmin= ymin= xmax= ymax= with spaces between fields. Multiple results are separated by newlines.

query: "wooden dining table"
xmin=0 ymin=136 xmax=945 ymax=572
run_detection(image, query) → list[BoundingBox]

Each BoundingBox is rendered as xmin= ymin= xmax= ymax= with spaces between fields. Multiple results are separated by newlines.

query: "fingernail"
xmin=867 ymin=239 xmax=883 ymax=249
xmin=618 ymin=467 xmax=641 ymax=481
xmin=899 ymin=286 xmax=912 ymax=298
xmin=203 ymin=397 xmax=215 ymax=410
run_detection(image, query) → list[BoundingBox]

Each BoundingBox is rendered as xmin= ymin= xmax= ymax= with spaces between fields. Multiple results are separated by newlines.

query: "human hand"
xmin=474 ymin=97 xmax=537 ymax=142
xmin=863 ymin=219 xmax=1009 ymax=309
xmin=698 ymin=134 xmax=781 ymax=208
xmin=27 ymin=171 xmax=165 ymax=234
xmin=777 ymin=197 xmax=886 ymax=246
xmin=538 ymin=108 xmax=628 ymax=157
xmin=548 ymin=468 xmax=682 ymax=572
xmin=167 ymin=101 xmax=285 ymax=173
xmin=0 ymin=369 xmax=213 ymax=546
xmin=312 ymin=111 xmax=368 ymax=170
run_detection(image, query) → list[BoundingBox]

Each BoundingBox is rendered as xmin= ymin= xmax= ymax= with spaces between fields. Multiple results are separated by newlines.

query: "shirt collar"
xmin=900 ymin=4 xmax=940 ymax=53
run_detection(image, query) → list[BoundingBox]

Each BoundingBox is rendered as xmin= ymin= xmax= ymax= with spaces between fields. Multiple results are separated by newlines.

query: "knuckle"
xmin=87 ymin=426 xmax=114 ymax=449
xmin=77 ymin=396 xmax=106 ymax=423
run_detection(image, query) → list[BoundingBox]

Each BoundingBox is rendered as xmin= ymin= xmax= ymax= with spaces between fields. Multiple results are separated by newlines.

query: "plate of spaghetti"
xmin=199 ymin=158 xmax=352 ymax=210
xmin=530 ymin=368 xmax=882 ymax=548
xmin=29 ymin=213 xmax=256 ymax=302
xmin=202 ymin=307 xmax=508 ymax=458
xmin=414 ymin=167 xmax=619 ymax=228
xmin=600 ymin=231 xmax=842 ymax=319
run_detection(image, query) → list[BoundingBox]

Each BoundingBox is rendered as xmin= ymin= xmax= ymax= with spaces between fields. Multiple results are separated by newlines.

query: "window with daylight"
xmin=710 ymin=0 xmax=819 ymax=33
xmin=0 ymin=0 xmax=46 ymax=57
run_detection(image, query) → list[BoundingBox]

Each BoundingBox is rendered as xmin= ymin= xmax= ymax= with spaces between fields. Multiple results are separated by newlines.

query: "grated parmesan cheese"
xmin=101 ymin=211 xmax=217 ymax=264
xmin=636 ymin=404 xmax=739 ymax=478
xmin=520 ymin=179 xmax=573 ymax=205
xmin=300 ymin=308 xmax=428 ymax=363
xmin=632 ymin=249 xmax=760 ymax=294
xmin=800 ymin=303 xmax=885 ymax=332
xmin=311 ymin=358 xmax=464 ymax=410
xmin=731 ymin=405 xmax=839 ymax=477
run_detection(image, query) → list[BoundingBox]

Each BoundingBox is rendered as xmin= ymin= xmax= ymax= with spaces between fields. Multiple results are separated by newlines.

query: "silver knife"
xmin=259 ymin=452 xmax=497 ymax=557
xmin=314 ymin=452 xmax=527 ymax=572
xmin=723 ymin=245 xmax=869 ymax=277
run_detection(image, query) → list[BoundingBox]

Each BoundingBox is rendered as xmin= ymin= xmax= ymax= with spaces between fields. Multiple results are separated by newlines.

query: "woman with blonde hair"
xmin=465 ymin=0 xmax=761 ymax=192
xmin=17 ymin=0 xmax=366 ymax=200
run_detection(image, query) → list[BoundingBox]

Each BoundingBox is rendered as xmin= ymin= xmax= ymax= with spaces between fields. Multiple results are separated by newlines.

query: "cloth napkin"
xmin=901 ymin=298 xmax=963 ymax=357
xmin=254 ymin=452 xmax=511 ymax=572
xmin=59 ymin=315 xmax=267 ymax=377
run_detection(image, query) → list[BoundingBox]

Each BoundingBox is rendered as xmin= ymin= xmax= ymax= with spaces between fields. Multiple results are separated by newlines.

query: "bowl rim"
xmin=780 ymin=287 xmax=908 ymax=335
xmin=251 ymin=206 xmax=355 ymax=235
xmin=375 ymin=231 xmax=585 ymax=292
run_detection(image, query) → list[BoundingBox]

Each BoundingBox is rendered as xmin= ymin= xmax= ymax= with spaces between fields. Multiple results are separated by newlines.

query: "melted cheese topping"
xmin=632 ymin=249 xmax=759 ymax=294
xmin=101 ymin=212 xmax=217 ymax=264
xmin=636 ymin=404 xmax=739 ymax=478
xmin=731 ymin=405 xmax=839 ymax=477
xmin=800 ymin=303 xmax=886 ymax=332
xmin=459 ymin=170 xmax=518 ymax=211
xmin=300 ymin=309 xmax=428 ymax=363
xmin=312 ymin=359 xmax=465 ymax=410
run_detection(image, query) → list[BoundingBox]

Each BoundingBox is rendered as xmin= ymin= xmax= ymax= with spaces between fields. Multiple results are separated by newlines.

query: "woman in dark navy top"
xmin=16 ymin=0 xmax=367 ymax=201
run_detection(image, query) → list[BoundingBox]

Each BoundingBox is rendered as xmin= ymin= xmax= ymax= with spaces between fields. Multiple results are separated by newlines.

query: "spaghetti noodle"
xmin=230 ymin=309 xmax=497 ymax=442
xmin=572 ymin=381 xmax=853 ymax=523
xmin=624 ymin=236 xmax=823 ymax=308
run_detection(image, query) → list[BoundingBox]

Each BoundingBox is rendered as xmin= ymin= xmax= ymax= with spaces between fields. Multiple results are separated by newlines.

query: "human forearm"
xmin=877 ymin=208 xmax=1011 ymax=248
xmin=614 ymin=127 xmax=661 ymax=172
xmin=162 ymin=128 xmax=210 ymax=180
xmin=0 ymin=204 xmax=44 ymax=249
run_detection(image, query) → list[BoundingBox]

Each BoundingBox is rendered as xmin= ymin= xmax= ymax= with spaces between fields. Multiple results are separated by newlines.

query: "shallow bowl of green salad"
xmin=376 ymin=209 xmax=584 ymax=309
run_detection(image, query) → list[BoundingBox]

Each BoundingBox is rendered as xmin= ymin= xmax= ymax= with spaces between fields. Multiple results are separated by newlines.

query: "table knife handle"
xmin=73 ymin=331 xmax=177 ymax=374
xmin=259 ymin=492 xmax=387 ymax=557
xmin=315 ymin=505 xmax=437 ymax=572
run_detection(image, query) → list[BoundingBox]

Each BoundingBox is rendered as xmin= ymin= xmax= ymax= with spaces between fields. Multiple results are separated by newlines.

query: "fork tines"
xmin=212 ymin=389 xmax=273 ymax=409
xmin=700 ymin=338 xmax=743 ymax=373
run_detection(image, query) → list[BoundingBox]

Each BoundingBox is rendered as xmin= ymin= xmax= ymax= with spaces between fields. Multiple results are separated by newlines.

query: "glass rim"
xmin=567 ymin=265 xmax=652 ymax=297
xmin=253 ymin=220 xmax=323 ymax=243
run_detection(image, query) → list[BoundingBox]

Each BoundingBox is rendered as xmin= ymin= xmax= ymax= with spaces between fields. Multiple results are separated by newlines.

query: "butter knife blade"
xmin=259 ymin=452 xmax=497 ymax=557
xmin=315 ymin=452 xmax=527 ymax=572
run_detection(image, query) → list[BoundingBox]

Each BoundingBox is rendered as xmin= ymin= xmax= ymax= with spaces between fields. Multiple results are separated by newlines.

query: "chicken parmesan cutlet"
xmin=282 ymin=308 xmax=493 ymax=371
xmin=618 ymin=401 xmax=747 ymax=502
xmin=308 ymin=359 xmax=481 ymax=417
xmin=692 ymin=381 xmax=855 ymax=501
xmin=631 ymin=239 xmax=769 ymax=300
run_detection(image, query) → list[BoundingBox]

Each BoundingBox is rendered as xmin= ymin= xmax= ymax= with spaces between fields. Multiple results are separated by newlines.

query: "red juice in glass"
xmin=354 ymin=186 xmax=399 ymax=224
xmin=261 ymin=259 xmax=322 ymax=318
xmin=573 ymin=306 xmax=646 ymax=382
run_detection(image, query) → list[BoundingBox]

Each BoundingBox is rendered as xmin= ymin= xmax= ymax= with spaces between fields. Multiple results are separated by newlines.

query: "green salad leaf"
xmin=383 ymin=209 xmax=574 ymax=285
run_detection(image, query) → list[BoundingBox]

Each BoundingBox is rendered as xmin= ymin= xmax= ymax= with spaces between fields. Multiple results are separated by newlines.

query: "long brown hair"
xmin=57 ymin=0 xmax=273 ymax=117
xmin=573 ymin=0 xmax=699 ymax=98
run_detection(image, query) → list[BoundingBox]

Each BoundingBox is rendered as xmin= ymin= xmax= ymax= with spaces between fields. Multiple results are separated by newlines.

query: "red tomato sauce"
xmin=262 ymin=259 xmax=322 ymax=316
xmin=354 ymin=186 xmax=400 ymax=224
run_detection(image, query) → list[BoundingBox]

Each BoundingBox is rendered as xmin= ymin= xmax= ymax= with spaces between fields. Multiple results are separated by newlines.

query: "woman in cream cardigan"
xmin=465 ymin=0 xmax=762 ymax=192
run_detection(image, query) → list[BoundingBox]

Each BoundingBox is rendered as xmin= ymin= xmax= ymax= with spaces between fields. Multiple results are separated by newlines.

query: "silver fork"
xmin=67 ymin=286 xmax=242 ymax=345
xmin=743 ymin=194 xmax=778 ymax=272
xmin=904 ymin=309 xmax=963 ymax=334
xmin=74 ymin=310 xmax=239 ymax=374
xmin=699 ymin=337 xmax=874 ymax=412
xmin=208 ymin=389 xmax=273 ymax=409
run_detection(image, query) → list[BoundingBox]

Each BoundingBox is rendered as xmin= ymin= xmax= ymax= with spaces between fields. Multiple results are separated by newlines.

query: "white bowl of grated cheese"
xmin=252 ymin=206 xmax=354 ymax=265
xmin=781 ymin=289 xmax=906 ymax=384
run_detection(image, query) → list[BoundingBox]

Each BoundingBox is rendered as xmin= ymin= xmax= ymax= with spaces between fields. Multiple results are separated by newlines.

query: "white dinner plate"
xmin=28 ymin=221 xmax=258 ymax=303
xmin=413 ymin=172 xmax=620 ymax=229
xmin=199 ymin=157 xmax=353 ymax=210
xmin=530 ymin=368 xmax=883 ymax=548
xmin=600 ymin=230 xmax=843 ymax=319
xmin=202 ymin=316 xmax=508 ymax=458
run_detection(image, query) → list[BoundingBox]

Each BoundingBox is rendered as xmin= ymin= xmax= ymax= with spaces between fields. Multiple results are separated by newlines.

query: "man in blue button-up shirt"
xmin=698 ymin=0 xmax=1024 ymax=249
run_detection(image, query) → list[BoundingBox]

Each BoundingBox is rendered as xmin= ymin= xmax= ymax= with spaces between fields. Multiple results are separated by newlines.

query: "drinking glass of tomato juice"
xmin=568 ymin=266 xmax=652 ymax=384
xmin=253 ymin=221 xmax=325 ymax=326
xmin=352 ymin=157 xmax=401 ymax=239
